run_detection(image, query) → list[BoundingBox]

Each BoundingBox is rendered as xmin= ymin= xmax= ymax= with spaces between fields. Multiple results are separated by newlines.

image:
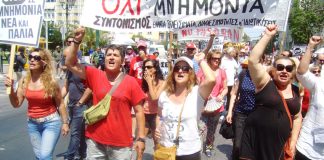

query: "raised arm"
xmin=202 ymin=31 xmax=216 ymax=55
xmin=298 ymin=36 xmax=322 ymax=75
xmin=196 ymin=52 xmax=216 ymax=100
xmin=64 ymin=27 xmax=86 ymax=79
xmin=248 ymin=25 xmax=277 ymax=91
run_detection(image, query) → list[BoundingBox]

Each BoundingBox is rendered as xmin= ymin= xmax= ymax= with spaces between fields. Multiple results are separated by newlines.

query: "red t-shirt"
xmin=85 ymin=66 xmax=146 ymax=147
xmin=129 ymin=55 xmax=156 ymax=85
xmin=302 ymin=88 xmax=310 ymax=113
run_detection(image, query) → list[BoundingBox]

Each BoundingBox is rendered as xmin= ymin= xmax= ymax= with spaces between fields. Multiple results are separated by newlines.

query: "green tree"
xmin=289 ymin=0 xmax=324 ymax=44
xmin=40 ymin=23 xmax=63 ymax=50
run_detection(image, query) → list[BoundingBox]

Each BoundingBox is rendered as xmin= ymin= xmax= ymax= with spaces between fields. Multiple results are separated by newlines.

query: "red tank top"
xmin=25 ymin=88 xmax=57 ymax=118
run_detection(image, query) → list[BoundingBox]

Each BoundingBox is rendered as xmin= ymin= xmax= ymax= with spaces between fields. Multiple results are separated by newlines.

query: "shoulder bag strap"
xmin=277 ymin=88 xmax=293 ymax=128
xmin=108 ymin=73 xmax=125 ymax=95
xmin=174 ymin=94 xmax=188 ymax=146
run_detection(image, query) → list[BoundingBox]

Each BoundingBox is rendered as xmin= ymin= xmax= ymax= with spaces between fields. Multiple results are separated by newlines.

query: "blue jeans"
xmin=232 ymin=112 xmax=248 ymax=160
xmin=66 ymin=104 xmax=87 ymax=159
xmin=27 ymin=113 xmax=62 ymax=160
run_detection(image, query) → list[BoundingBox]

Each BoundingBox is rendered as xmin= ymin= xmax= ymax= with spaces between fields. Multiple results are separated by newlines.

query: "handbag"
xmin=154 ymin=95 xmax=187 ymax=160
xmin=204 ymin=97 xmax=223 ymax=112
xmin=219 ymin=119 xmax=234 ymax=139
xmin=277 ymin=89 xmax=293 ymax=160
xmin=83 ymin=73 xmax=125 ymax=125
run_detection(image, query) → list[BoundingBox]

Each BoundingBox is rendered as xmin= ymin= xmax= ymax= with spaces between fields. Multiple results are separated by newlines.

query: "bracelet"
xmin=62 ymin=119 xmax=69 ymax=124
xmin=73 ymin=38 xmax=82 ymax=45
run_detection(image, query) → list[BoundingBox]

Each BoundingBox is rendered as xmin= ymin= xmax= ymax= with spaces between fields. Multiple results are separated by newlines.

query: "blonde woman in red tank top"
xmin=5 ymin=48 xmax=69 ymax=160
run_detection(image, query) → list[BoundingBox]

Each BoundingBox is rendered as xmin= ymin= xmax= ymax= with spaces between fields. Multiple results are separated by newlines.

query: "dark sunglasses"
xmin=187 ymin=48 xmax=195 ymax=51
xmin=28 ymin=54 xmax=42 ymax=61
xmin=312 ymin=70 xmax=321 ymax=74
xmin=144 ymin=65 xmax=154 ymax=69
xmin=211 ymin=57 xmax=221 ymax=61
xmin=276 ymin=64 xmax=294 ymax=72
xmin=174 ymin=65 xmax=191 ymax=72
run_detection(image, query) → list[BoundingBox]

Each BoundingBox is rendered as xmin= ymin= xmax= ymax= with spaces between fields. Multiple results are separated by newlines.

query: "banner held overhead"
xmin=80 ymin=0 xmax=291 ymax=32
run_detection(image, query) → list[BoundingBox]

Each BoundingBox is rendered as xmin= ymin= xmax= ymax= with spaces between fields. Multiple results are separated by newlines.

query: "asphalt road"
xmin=0 ymin=75 xmax=233 ymax=160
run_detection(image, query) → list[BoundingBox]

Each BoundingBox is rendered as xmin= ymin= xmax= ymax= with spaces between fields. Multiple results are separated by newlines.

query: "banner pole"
xmin=168 ymin=31 xmax=173 ymax=56
xmin=6 ymin=44 xmax=16 ymax=94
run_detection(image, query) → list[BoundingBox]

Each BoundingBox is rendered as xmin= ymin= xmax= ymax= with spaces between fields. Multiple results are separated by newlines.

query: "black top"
xmin=66 ymin=71 xmax=86 ymax=106
xmin=240 ymin=80 xmax=300 ymax=160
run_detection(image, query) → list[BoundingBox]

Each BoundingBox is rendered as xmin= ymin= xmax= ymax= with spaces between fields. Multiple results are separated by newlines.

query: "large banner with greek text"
xmin=0 ymin=0 xmax=44 ymax=47
xmin=80 ymin=0 xmax=291 ymax=32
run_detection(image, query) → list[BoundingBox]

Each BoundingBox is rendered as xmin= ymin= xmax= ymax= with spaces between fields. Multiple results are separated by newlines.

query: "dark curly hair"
xmin=141 ymin=59 xmax=164 ymax=93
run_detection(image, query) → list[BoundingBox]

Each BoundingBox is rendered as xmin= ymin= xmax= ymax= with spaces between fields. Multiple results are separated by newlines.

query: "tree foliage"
xmin=40 ymin=23 xmax=63 ymax=50
xmin=289 ymin=0 xmax=324 ymax=44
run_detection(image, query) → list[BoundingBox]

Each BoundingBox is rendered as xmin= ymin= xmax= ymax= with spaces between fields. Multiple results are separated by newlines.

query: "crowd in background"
xmin=3 ymin=25 xmax=324 ymax=160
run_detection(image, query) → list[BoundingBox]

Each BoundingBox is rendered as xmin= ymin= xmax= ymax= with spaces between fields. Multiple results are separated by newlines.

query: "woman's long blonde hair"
xmin=165 ymin=62 xmax=197 ymax=95
xmin=24 ymin=48 xmax=57 ymax=98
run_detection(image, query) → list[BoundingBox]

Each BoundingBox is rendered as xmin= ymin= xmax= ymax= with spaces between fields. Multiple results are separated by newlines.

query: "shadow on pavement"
xmin=216 ymin=144 xmax=232 ymax=159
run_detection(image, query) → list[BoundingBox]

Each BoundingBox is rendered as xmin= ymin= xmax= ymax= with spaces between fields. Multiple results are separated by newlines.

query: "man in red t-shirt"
xmin=64 ymin=27 xmax=146 ymax=159
xmin=129 ymin=40 xmax=156 ymax=85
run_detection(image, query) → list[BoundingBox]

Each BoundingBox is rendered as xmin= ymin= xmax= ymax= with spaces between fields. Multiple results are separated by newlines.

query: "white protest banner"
xmin=159 ymin=58 xmax=169 ymax=78
xmin=177 ymin=27 xmax=241 ymax=42
xmin=0 ymin=0 xmax=44 ymax=47
xmin=80 ymin=0 xmax=291 ymax=32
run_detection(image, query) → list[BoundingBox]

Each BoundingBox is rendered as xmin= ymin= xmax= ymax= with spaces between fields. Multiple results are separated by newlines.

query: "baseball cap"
xmin=126 ymin=46 xmax=132 ymax=49
xmin=137 ymin=40 xmax=147 ymax=48
xmin=186 ymin=42 xmax=196 ymax=49
xmin=174 ymin=56 xmax=194 ymax=69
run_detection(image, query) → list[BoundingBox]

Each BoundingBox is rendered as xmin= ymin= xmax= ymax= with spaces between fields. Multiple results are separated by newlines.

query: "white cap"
xmin=174 ymin=56 xmax=193 ymax=69
xmin=315 ymin=48 xmax=324 ymax=54
xmin=126 ymin=46 xmax=132 ymax=49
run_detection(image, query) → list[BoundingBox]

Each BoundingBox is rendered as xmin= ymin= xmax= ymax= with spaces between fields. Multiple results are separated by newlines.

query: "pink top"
xmin=197 ymin=68 xmax=227 ymax=113
xmin=25 ymin=88 xmax=57 ymax=118
xmin=143 ymin=93 xmax=158 ymax=114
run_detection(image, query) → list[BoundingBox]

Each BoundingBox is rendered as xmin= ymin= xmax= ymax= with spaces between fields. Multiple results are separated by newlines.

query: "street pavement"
xmin=0 ymin=76 xmax=233 ymax=160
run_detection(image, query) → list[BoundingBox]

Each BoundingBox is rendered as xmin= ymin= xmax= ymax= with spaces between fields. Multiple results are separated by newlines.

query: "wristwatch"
xmin=136 ymin=137 xmax=146 ymax=143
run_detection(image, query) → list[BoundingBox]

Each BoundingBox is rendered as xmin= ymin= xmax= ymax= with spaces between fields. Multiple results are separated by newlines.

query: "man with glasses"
xmin=185 ymin=32 xmax=215 ymax=74
xmin=129 ymin=40 xmax=156 ymax=85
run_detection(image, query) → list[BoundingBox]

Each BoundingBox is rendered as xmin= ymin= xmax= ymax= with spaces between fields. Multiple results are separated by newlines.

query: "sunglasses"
xmin=211 ymin=57 xmax=221 ymax=61
xmin=28 ymin=54 xmax=42 ymax=61
xmin=187 ymin=48 xmax=195 ymax=51
xmin=174 ymin=65 xmax=191 ymax=72
xmin=144 ymin=65 xmax=154 ymax=69
xmin=312 ymin=70 xmax=321 ymax=74
xmin=276 ymin=64 xmax=294 ymax=72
